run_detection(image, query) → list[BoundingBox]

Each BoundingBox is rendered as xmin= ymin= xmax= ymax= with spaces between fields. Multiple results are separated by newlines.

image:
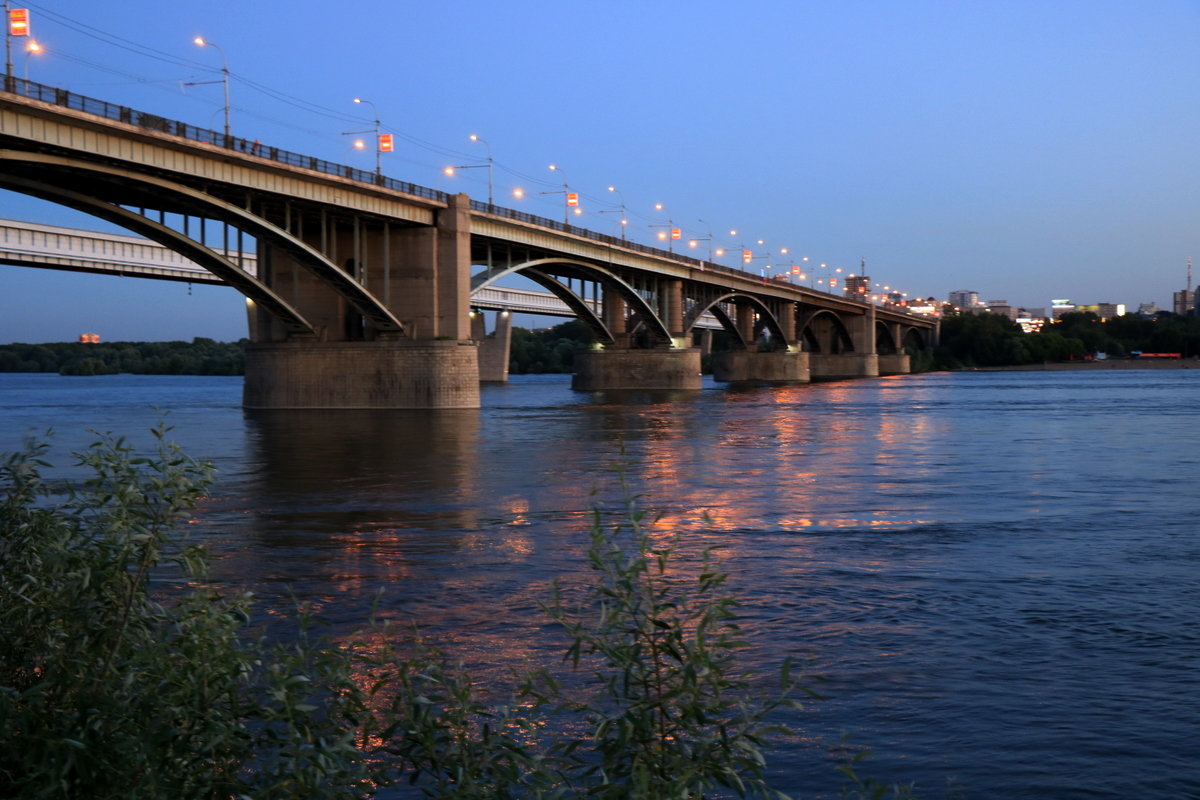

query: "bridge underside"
xmin=0 ymin=86 xmax=935 ymax=404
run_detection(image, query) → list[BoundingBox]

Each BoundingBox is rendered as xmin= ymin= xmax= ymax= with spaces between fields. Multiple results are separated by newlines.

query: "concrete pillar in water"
xmin=476 ymin=310 xmax=513 ymax=383
xmin=243 ymin=193 xmax=480 ymax=408
xmin=711 ymin=350 xmax=810 ymax=383
xmin=572 ymin=348 xmax=702 ymax=391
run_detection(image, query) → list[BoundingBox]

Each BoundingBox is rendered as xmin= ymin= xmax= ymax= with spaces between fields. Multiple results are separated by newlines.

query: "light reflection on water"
xmin=2 ymin=369 xmax=1199 ymax=798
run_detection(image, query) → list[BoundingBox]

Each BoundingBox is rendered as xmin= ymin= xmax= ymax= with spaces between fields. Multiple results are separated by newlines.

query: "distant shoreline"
xmin=966 ymin=359 xmax=1200 ymax=371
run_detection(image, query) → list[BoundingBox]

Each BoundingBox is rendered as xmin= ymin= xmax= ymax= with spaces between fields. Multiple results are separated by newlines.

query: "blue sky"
xmin=3 ymin=0 xmax=1200 ymax=342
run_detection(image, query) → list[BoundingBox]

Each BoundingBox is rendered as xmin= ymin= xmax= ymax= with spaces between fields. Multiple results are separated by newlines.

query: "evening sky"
xmin=2 ymin=0 xmax=1198 ymax=342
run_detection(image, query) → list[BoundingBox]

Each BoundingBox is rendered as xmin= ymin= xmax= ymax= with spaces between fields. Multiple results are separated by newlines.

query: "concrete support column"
xmin=851 ymin=303 xmax=878 ymax=356
xmin=573 ymin=349 xmax=702 ymax=390
xmin=712 ymin=350 xmax=810 ymax=383
xmin=878 ymin=353 xmax=911 ymax=375
xmin=435 ymin=193 xmax=473 ymax=341
xmin=779 ymin=302 xmax=797 ymax=348
xmin=477 ymin=310 xmax=513 ymax=382
xmin=698 ymin=328 xmax=713 ymax=356
xmin=736 ymin=304 xmax=755 ymax=348
xmin=809 ymin=353 xmax=880 ymax=379
xmin=258 ymin=239 xmax=342 ymax=342
xmin=603 ymin=289 xmax=630 ymax=347
xmin=662 ymin=279 xmax=684 ymax=341
xmin=244 ymin=340 xmax=480 ymax=408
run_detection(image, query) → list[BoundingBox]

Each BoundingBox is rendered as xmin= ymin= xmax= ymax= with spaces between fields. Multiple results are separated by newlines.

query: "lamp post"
xmin=546 ymin=164 xmax=577 ymax=225
xmin=597 ymin=185 xmax=628 ymax=240
xmin=22 ymin=38 xmax=39 ymax=80
xmin=443 ymin=164 xmax=493 ymax=202
xmin=4 ymin=1 xmax=21 ymax=92
xmin=468 ymin=134 xmax=494 ymax=206
xmin=352 ymin=97 xmax=382 ymax=177
xmin=689 ymin=220 xmax=717 ymax=263
xmin=192 ymin=37 xmax=230 ymax=141
xmin=648 ymin=202 xmax=682 ymax=253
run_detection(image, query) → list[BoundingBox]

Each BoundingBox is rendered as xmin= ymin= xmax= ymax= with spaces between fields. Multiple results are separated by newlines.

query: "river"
xmin=2 ymin=369 xmax=1197 ymax=799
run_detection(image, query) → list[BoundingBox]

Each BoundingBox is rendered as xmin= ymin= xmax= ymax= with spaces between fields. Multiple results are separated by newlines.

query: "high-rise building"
xmin=948 ymin=290 xmax=980 ymax=311
xmin=844 ymin=274 xmax=871 ymax=299
xmin=1172 ymin=289 xmax=1194 ymax=316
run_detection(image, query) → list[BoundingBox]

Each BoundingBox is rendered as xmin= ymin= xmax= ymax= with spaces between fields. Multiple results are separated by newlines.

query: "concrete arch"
xmin=472 ymin=256 xmax=673 ymax=345
xmin=798 ymin=308 xmax=855 ymax=354
xmin=876 ymin=320 xmax=900 ymax=354
xmin=0 ymin=150 xmax=405 ymax=334
xmin=684 ymin=291 xmax=792 ymax=351
xmin=0 ymin=173 xmax=316 ymax=335
xmin=901 ymin=325 xmax=930 ymax=351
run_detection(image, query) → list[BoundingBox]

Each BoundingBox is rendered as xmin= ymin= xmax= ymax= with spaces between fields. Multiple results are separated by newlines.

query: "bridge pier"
xmin=711 ymin=350 xmax=810 ymax=383
xmin=243 ymin=340 xmax=480 ymax=409
xmin=809 ymin=353 xmax=879 ymax=379
xmin=878 ymin=353 xmax=911 ymax=375
xmin=473 ymin=310 xmax=512 ymax=383
xmin=572 ymin=348 xmax=702 ymax=391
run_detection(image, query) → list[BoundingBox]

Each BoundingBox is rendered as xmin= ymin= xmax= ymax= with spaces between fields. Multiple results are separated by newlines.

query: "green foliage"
xmin=527 ymin=492 xmax=811 ymax=798
xmin=0 ymin=428 xmax=374 ymax=799
xmin=0 ymin=338 xmax=247 ymax=376
xmin=2 ymin=432 xmax=925 ymax=799
xmin=937 ymin=312 xmax=1032 ymax=368
xmin=936 ymin=310 xmax=1200 ymax=368
xmin=509 ymin=321 xmax=592 ymax=374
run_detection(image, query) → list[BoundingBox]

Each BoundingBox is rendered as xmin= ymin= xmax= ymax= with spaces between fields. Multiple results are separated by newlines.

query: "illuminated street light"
xmin=648 ymin=202 xmax=681 ymax=253
xmin=350 ymin=97 xmax=384 ymax=177
xmin=543 ymin=164 xmax=577 ymax=225
xmin=597 ymin=185 xmax=629 ymax=240
xmin=191 ymin=36 xmax=230 ymax=141
xmin=22 ymin=37 xmax=39 ymax=80
xmin=466 ymin=134 xmax=495 ymax=205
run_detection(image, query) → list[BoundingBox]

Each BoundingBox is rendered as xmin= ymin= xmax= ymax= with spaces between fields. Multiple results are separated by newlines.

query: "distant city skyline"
xmin=3 ymin=0 xmax=1199 ymax=342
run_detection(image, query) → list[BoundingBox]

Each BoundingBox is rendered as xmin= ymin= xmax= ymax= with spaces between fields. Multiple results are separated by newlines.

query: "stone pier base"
xmin=473 ymin=311 xmax=512 ymax=383
xmin=572 ymin=348 xmax=702 ymax=391
xmin=711 ymin=350 xmax=810 ymax=383
xmin=244 ymin=340 xmax=480 ymax=409
xmin=809 ymin=353 xmax=880 ymax=380
xmin=878 ymin=353 xmax=911 ymax=375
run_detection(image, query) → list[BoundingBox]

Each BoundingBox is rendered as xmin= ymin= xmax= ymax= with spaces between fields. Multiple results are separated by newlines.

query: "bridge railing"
xmin=5 ymin=77 xmax=447 ymax=203
xmin=3 ymin=78 xmax=932 ymax=320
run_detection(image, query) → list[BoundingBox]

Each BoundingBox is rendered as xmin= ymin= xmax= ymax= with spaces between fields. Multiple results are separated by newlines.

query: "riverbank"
xmin=967 ymin=358 xmax=1200 ymax=371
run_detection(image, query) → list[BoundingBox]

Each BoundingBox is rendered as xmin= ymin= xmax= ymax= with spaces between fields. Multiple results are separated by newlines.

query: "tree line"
xmin=932 ymin=310 xmax=1200 ymax=368
xmin=9 ymin=311 xmax=1188 ymax=377
xmin=0 ymin=338 xmax=246 ymax=376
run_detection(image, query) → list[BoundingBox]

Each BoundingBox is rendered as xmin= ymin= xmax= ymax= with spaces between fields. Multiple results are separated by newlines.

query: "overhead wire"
xmin=19 ymin=6 xmax=902 ymax=290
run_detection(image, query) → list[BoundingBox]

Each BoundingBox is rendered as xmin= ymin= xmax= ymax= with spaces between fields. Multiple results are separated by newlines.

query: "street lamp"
xmin=351 ymin=97 xmax=383 ymax=177
xmin=544 ymin=164 xmax=578 ymax=225
xmin=597 ymin=185 xmax=628 ymax=240
xmin=468 ymin=134 xmax=494 ymax=205
xmin=192 ymin=36 xmax=230 ymax=141
xmin=22 ymin=38 xmax=40 ymax=81
xmin=443 ymin=163 xmax=493 ymax=202
xmin=648 ymin=202 xmax=681 ymax=253
xmin=688 ymin=219 xmax=717 ymax=264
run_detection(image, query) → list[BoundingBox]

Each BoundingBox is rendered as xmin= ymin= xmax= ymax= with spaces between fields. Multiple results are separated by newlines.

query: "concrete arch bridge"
xmin=0 ymin=80 xmax=937 ymax=408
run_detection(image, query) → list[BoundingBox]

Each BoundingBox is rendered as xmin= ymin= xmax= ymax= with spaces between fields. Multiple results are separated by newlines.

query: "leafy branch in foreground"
xmin=0 ymin=428 xmax=372 ymax=799
xmin=522 ymin=492 xmax=812 ymax=799
xmin=1 ymin=430 xmax=930 ymax=798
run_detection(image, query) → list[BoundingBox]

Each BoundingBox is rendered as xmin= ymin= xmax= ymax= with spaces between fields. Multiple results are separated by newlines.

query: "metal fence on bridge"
xmin=2 ymin=78 xmax=932 ymax=323
xmin=1 ymin=78 xmax=790 ymax=290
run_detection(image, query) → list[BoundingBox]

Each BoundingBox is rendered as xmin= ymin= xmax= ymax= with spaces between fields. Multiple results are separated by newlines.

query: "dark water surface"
xmin=3 ymin=370 xmax=1198 ymax=798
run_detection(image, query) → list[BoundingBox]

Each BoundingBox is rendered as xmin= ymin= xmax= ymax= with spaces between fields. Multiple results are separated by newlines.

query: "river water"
xmin=2 ymin=369 xmax=1198 ymax=799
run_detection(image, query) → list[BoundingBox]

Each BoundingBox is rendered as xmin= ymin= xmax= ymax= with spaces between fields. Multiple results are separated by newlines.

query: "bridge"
xmin=0 ymin=78 xmax=937 ymax=409
xmin=0 ymin=217 xmax=729 ymax=323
